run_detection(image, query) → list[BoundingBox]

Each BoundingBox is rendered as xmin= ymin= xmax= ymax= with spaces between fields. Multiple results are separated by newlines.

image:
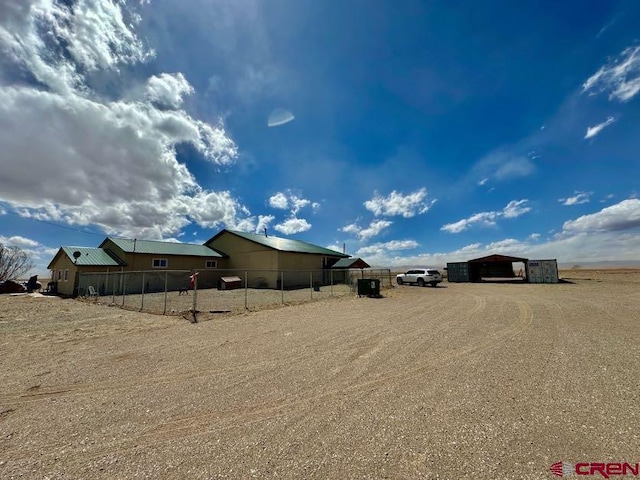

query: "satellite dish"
xmin=73 ymin=251 xmax=81 ymax=259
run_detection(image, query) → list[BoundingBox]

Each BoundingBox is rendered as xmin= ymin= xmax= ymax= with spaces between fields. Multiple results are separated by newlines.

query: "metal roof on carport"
xmin=468 ymin=254 xmax=528 ymax=263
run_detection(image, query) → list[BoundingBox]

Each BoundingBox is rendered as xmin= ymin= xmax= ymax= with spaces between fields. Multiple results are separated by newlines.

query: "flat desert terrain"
xmin=1 ymin=269 xmax=640 ymax=479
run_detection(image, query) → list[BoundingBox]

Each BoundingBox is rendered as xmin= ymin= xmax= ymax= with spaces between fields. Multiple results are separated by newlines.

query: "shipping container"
xmin=446 ymin=262 xmax=470 ymax=282
xmin=526 ymin=259 xmax=558 ymax=283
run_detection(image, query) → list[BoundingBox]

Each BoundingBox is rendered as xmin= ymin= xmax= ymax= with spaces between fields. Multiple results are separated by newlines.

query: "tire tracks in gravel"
xmin=3 ymin=287 xmax=535 ymax=467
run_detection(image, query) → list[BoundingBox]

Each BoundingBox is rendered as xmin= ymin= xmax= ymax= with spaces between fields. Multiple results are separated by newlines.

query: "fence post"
xmin=112 ymin=272 xmax=116 ymax=304
xmin=310 ymin=271 xmax=313 ymax=299
xmin=122 ymin=272 xmax=126 ymax=307
xmin=281 ymin=270 xmax=284 ymax=304
xmin=163 ymin=271 xmax=168 ymax=315
xmin=244 ymin=271 xmax=248 ymax=310
xmin=140 ymin=272 xmax=145 ymax=311
xmin=192 ymin=271 xmax=198 ymax=322
xmin=330 ymin=269 xmax=333 ymax=296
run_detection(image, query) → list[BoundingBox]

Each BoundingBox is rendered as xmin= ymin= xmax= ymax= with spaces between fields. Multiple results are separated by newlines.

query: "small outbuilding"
xmin=219 ymin=276 xmax=242 ymax=290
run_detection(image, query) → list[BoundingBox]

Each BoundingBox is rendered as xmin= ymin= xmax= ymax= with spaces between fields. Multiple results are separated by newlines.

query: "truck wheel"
xmin=397 ymin=278 xmax=404 ymax=285
xmin=417 ymin=278 xmax=425 ymax=287
xmin=430 ymin=282 xmax=437 ymax=287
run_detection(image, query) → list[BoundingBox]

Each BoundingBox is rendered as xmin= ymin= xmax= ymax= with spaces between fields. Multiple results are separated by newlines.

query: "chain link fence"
xmin=77 ymin=268 xmax=393 ymax=319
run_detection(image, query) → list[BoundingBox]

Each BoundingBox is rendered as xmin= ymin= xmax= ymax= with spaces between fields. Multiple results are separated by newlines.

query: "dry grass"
xmin=1 ymin=269 xmax=640 ymax=479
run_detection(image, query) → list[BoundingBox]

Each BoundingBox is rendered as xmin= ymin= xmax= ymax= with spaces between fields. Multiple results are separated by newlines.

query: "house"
xmin=47 ymin=238 xmax=227 ymax=296
xmin=48 ymin=230 xmax=355 ymax=296
xmin=204 ymin=229 xmax=349 ymax=288
xmin=47 ymin=246 xmax=125 ymax=296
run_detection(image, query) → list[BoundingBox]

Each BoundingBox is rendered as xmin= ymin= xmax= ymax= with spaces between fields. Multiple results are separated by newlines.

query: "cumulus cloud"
xmin=0 ymin=0 xmax=243 ymax=240
xmin=583 ymin=46 xmax=640 ymax=102
xmin=562 ymin=199 xmax=640 ymax=233
xmin=341 ymin=220 xmax=392 ymax=240
xmin=274 ymin=217 xmax=311 ymax=235
xmin=269 ymin=192 xmax=289 ymax=210
xmin=146 ymin=73 xmax=194 ymax=109
xmin=0 ymin=235 xmax=40 ymax=248
xmin=268 ymin=190 xmax=314 ymax=216
xmin=356 ymin=239 xmax=418 ymax=256
xmin=364 ymin=188 xmax=435 ymax=218
xmin=255 ymin=215 xmax=275 ymax=234
xmin=584 ymin=117 xmax=616 ymax=139
xmin=441 ymin=200 xmax=531 ymax=233
xmin=559 ymin=192 xmax=592 ymax=206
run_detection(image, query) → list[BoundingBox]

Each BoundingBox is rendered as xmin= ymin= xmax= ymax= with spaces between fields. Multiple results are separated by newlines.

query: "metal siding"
xmin=527 ymin=259 xmax=558 ymax=283
xmin=446 ymin=262 xmax=470 ymax=282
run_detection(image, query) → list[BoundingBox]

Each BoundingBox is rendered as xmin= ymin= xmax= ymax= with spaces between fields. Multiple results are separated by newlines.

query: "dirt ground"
xmin=1 ymin=268 xmax=639 ymax=479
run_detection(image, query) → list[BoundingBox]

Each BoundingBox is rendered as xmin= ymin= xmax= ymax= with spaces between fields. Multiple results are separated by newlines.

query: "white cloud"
xmin=269 ymin=192 xmax=289 ymax=210
xmin=562 ymin=199 xmax=640 ymax=233
xmin=341 ymin=220 xmax=392 ymax=241
xmin=472 ymin=151 xmax=536 ymax=186
xmin=584 ymin=116 xmax=616 ymax=139
xmin=441 ymin=200 xmax=530 ymax=233
xmin=349 ymin=201 xmax=640 ymax=267
xmin=146 ymin=73 xmax=194 ymax=109
xmin=0 ymin=0 xmax=244 ymax=240
xmin=274 ymin=217 xmax=311 ymax=235
xmin=364 ymin=188 xmax=435 ymax=218
xmin=583 ymin=46 xmax=640 ymax=102
xmin=255 ymin=215 xmax=275 ymax=234
xmin=356 ymin=239 xmax=418 ymax=256
xmin=268 ymin=190 xmax=314 ymax=216
xmin=0 ymin=235 xmax=40 ymax=248
xmin=494 ymin=157 xmax=536 ymax=180
xmin=502 ymin=199 xmax=532 ymax=218
xmin=559 ymin=192 xmax=592 ymax=206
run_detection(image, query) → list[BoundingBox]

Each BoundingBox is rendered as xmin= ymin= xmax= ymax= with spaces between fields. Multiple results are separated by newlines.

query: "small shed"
xmin=331 ymin=257 xmax=371 ymax=284
xmin=219 ymin=276 xmax=242 ymax=290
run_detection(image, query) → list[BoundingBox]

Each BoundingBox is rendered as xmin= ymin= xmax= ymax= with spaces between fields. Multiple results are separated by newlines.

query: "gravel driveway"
xmin=1 ymin=269 xmax=639 ymax=479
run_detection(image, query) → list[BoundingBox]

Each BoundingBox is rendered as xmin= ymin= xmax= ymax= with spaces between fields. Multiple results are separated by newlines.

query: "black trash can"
xmin=357 ymin=279 xmax=380 ymax=297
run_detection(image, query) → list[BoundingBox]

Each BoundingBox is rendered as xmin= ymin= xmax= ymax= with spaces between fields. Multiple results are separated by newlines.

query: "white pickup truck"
xmin=396 ymin=268 xmax=443 ymax=287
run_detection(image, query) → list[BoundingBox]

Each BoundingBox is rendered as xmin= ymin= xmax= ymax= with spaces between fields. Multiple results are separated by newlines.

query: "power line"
xmin=4 ymin=210 xmax=106 ymax=237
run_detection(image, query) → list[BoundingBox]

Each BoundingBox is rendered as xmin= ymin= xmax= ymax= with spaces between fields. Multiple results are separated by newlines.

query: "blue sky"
xmin=1 ymin=0 xmax=640 ymax=275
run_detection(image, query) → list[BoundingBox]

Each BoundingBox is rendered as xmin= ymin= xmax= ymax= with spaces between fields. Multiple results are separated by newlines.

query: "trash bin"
xmin=357 ymin=279 xmax=380 ymax=297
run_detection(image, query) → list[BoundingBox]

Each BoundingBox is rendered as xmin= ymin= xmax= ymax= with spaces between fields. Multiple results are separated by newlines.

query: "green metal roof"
xmin=213 ymin=230 xmax=349 ymax=257
xmin=331 ymin=257 xmax=370 ymax=268
xmin=103 ymin=238 xmax=226 ymax=257
xmin=60 ymin=247 xmax=124 ymax=266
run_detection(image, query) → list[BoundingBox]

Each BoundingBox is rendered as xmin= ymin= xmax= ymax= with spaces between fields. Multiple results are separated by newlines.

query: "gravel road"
xmin=1 ymin=269 xmax=639 ymax=479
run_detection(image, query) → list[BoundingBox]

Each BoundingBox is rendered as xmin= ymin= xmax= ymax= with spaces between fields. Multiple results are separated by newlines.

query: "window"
xmin=57 ymin=270 xmax=62 ymax=281
xmin=205 ymin=260 xmax=217 ymax=269
xmin=64 ymin=269 xmax=69 ymax=282
xmin=152 ymin=258 xmax=168 ymax=268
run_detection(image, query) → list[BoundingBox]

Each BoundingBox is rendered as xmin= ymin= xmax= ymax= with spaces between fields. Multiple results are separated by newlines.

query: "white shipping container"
xmin=527 ymin=259 xmax=558 ymax=283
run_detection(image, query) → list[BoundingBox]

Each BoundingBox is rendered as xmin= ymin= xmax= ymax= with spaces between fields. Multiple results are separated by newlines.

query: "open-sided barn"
xmin=447 ymin=254 xmax=558 ymax=283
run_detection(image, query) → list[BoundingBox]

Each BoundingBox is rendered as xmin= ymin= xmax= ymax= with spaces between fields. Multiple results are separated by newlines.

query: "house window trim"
xmin=205 ymin=260 xmax=218 ymax=269
xmin=152 ymin=258 xmax=168 ymax=269
xmin=63 ymin=269 xmax=69 ymax=282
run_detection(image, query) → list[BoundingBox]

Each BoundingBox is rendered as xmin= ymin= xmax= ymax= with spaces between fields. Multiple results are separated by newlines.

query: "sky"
xmin=1 ymin=0 xmax=640 ymax=275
